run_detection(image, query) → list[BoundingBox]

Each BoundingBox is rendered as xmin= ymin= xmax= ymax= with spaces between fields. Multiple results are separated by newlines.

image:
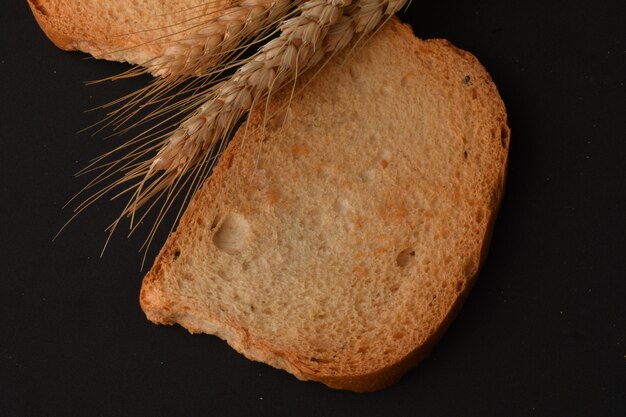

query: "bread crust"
xmin=140 ymin=18 xmax=509 ymax=392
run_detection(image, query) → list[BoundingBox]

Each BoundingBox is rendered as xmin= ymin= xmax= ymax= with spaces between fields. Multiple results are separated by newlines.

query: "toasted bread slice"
xmin=140 ymin=18 xmax=509 ymax=392
xmin=27 ymin=0 xmax=232 ymax=66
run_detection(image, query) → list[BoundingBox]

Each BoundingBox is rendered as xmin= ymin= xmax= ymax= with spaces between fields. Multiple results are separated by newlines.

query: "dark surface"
xmin=2 ymin=1 xmax=625 ymax=416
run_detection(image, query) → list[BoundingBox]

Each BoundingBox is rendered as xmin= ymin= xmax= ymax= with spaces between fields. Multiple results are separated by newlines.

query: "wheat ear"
xmin=118 ymin=0 xmax=352 ymax=212
xmin=83 ymin=0 xmax=305 ymax=145
xmin=62 ymin=0 xmax=349 ymax=252
xmin=71 ymin=0 xmax=409 ymax=256
xmin=145 ymin=0 xmax=295 ymax=78
xmin=133 ymin=0 xmax=408 ymax=206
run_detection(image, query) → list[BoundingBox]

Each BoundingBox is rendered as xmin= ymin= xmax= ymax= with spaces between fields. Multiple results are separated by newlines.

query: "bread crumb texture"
xmin=141 ymin=18 xmax=509 ymax=391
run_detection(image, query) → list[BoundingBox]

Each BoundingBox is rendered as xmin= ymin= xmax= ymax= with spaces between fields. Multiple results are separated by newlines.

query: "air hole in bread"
xmin=463 ymin=74 xmax=473 ymax=86
xmin=31 ymin=1 xmax=49 ymax=15
xmin=475 ymin=209 xmax=484 ymax=223
xmin=396 ymin=248 xmax=415 ymax=267
xmin=217 ymin=270 xmax=230 ymax=281
xmin=213 ymin=213 xmax=251 ymax=254
xmin=380 ymin=84 xmax=393 ymax=96
xmin=349 ymin=66 xmax=361 ymax=81
xmin=428 ymin=294 xmax=438 ymax=307
xmin=500 ymin=124 xmax=510 ymax=148
xmin=173 ymin=250 xmax=181 ymax=259
xmin=359 ymin=169 xmax=376 ymax=182
xmin=270 ymin=108 xmax=291 ymax=130
xmin=401 ymin=71 xmax=417 ymax=86
xmin=334 ymin=198 xmax=351 ymax=214
xmin=464 ymin=260 xmax=478 ymax=277
xmin=210 ymin=216 xmax=219 ymax=231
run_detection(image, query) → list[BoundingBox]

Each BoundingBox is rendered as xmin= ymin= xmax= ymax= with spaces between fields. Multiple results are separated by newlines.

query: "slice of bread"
xmin=140 ymin=18 xmax=509 ymax=392
xmin=28 ymin=0 xmax=231 ymax=66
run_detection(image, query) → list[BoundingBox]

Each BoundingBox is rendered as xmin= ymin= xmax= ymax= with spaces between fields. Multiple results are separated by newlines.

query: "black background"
xmin=2 ymin=1 xmax=625 ymax=416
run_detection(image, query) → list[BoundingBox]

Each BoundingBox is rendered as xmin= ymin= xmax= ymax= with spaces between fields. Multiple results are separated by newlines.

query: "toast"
xmin=140 ymin=18 xmax=509 ymax=391
xmin=27 ymin=0 xmax=232 ymax=67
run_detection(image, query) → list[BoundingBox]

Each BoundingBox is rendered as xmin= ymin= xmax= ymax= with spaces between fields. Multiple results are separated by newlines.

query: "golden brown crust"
xmin=140 ymin=18 xmax=509 ymax=392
